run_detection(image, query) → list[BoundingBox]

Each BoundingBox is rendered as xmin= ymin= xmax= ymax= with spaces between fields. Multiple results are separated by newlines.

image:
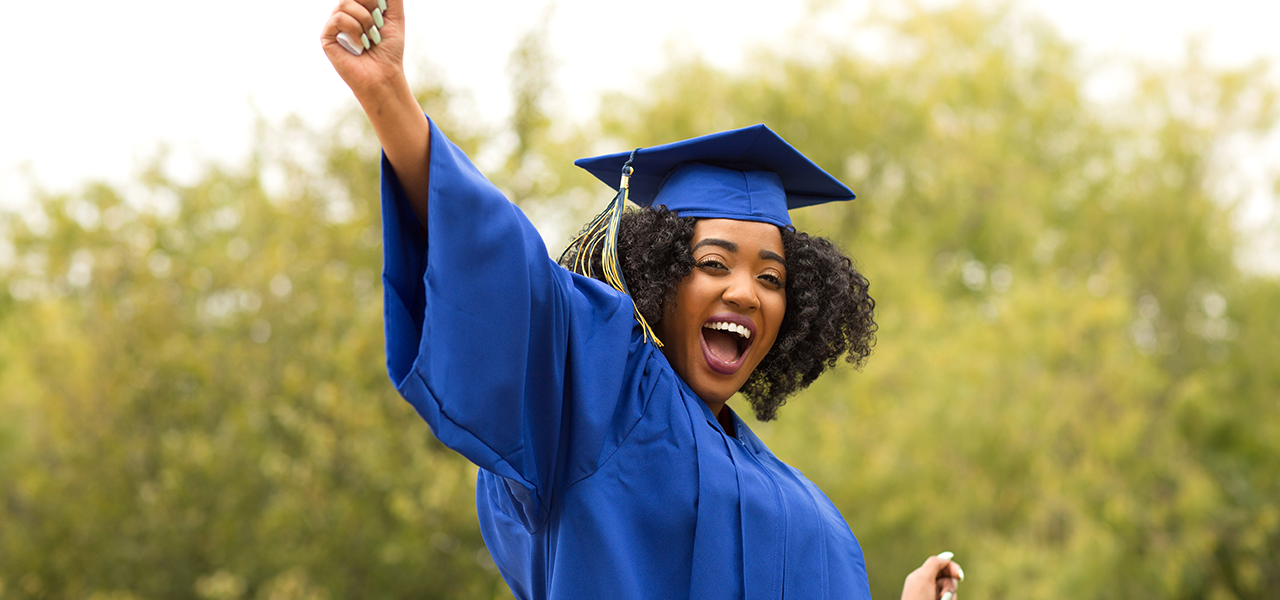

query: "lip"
xmin=700 ymin=313 xmax=758 ymax=375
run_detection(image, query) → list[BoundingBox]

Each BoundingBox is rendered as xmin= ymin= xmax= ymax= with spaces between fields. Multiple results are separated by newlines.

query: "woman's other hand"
xmin=321 ymin=0 xmax=407 ymax=99
xmin=901 ymin=551 xmax=964 ymax=600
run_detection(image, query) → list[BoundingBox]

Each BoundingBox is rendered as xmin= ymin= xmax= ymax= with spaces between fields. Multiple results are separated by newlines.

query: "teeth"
xmin=704 ymin=321 xmax=751 ymax=339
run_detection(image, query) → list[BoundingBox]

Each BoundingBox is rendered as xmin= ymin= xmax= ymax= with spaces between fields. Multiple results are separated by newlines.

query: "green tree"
xmin=599 ymin=3 xmax=1279 ymax=598
xmin=2 ymin=2 xmax=1278 ymax=599
xmin=0 ymin=81 xmax=510 ymax=599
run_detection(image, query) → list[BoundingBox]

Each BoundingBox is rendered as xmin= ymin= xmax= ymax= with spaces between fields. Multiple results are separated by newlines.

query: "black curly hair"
xmin=559 ymin=207 xmax=877 ymax=421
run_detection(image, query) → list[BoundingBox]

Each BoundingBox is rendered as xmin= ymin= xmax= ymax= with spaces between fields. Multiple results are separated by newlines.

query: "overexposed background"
xmin=2 ymin=0 xmax=1276 ymax=266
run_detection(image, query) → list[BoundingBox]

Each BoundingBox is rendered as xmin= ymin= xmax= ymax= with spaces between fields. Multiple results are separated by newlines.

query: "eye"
xmin=697 ymin=259 xmax=728 ymax=272
xmin=758 ymin=273 xmax=785 ymax=289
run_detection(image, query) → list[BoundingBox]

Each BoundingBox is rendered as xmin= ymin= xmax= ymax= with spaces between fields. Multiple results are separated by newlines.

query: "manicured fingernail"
xmin=941 ymin=592 xmax=953 ymax=600
xmin=361 ymin=33 xmax=370 ymax=49
xmin=956 ymin=565 xmax=965 ymax=581
xmin=378 ymin=0 xmax=387 ymax=11
xmin=373 ymin=8 xmax=384 ymax=28
xmin=937 ymin=551 xmax=954 ymax=561
xmin=335 ymin=32 xmax=363 ymax=56
xmin=369 ymin=25 xmax=381 ymax=44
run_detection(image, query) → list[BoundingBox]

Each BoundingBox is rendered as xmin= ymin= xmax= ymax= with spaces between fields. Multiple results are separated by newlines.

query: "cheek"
xmin=763 ymin=292 xmax=787 ymax=347
xmin=666 ymin=275 xmax=705 ymax=319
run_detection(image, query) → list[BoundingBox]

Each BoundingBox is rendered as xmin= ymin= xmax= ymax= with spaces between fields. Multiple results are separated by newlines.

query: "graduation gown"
xmin=381 ymin=119 xmax=872 ymax=600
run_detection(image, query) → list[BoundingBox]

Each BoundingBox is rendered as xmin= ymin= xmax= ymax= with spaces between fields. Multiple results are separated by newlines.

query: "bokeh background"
xmin=2 ymin=1 xmax=1278 ymax=599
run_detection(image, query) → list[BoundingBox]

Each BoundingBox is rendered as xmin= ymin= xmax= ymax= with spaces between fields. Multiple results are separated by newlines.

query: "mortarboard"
xmin=573 ymin=124 xmax=855 ymax=227
xmin=561 ymin=124 xmax=856 ymax=346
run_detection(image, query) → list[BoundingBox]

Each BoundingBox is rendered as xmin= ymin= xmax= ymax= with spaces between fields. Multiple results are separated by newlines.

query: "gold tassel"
xmin=559 ymin=153 xmax=662 ymax=346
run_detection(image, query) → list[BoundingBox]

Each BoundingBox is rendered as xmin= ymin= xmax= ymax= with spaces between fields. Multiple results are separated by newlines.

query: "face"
xmin=655 ymin=218 xmax=787 ymax=409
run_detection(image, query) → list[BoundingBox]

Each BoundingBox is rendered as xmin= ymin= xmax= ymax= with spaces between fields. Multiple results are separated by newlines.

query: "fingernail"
xmin=937 ymin=551 xmax=954 ymax=561
xmin=941 ymin=592 xmax=953 ymax=600
xmin=952 ymin=578 xmax=960 ymax=588
xmin=361 ymin=33 xmax=370 ymax=50
xmin=956 ymin=565 xmax=965 ymax=581
xmin=378 ymin=0 xmax=387 ymax=11
xmin=335 ymin=32 xmax=363 ymax=56
xmin=373 ymin=8 xmax=384 ymax=28
xmin=369 ymin=25 xmax=382 ymax=44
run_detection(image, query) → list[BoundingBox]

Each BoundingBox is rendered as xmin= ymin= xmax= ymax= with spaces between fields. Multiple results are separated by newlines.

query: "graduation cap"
xmin=574 ymin=124 xmax=855 ymax=227
xmin=561 ymin=124 xmax=855 ymax=346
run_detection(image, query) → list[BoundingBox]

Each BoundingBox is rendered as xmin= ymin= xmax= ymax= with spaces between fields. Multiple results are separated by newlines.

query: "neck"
xmin=707 ymin=400 xmax=737 ymax=438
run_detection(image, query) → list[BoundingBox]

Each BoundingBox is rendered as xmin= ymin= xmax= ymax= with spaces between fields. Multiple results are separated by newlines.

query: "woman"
xmin=321 ymin=1 xmax=964 ymax=599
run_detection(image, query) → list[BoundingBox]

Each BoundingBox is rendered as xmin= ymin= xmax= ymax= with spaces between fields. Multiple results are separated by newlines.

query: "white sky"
xmin=1 ymin=0 xmax=1277 ymax=266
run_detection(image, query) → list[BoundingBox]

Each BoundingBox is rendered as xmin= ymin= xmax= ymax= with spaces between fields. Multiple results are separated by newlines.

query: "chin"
xmin=690 ymin=384 xmax=736 ymax=406
xmin=686 ymin=365 xmax=753 ymax=406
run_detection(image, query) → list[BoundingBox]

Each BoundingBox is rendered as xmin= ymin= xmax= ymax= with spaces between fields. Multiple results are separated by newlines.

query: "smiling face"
xmin=654 ymin=218 xmax=788 ymax=411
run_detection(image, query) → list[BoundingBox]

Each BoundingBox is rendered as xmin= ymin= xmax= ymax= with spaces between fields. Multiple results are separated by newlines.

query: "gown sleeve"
xmin=381 ymin=119 xmax=643 ymax=524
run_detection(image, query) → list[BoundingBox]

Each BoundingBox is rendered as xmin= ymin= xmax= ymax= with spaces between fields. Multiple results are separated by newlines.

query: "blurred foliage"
xmin=2 ymin=2 xmax=1279 ymax=599
xmin=0 ymin=82 xmax=506 ymax=599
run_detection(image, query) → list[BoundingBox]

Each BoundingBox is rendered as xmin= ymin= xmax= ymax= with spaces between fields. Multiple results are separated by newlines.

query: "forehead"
xmin=690 ymin=218 xmax=785 ymax=257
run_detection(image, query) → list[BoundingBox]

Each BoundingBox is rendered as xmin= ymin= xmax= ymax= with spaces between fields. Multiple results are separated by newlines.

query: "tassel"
xmin=559 ymin=150 xmax=662 ymax=346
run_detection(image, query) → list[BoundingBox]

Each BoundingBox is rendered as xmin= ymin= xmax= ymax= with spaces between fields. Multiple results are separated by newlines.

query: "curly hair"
xmin=558 ymin=207 xmax=876 ymax=421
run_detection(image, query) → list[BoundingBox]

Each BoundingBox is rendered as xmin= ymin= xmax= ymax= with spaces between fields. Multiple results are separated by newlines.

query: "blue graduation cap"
xmin=562 ymin=124 xmax=856 ymax=346
xmin=573 ymin=124 xmax=855 ymax=227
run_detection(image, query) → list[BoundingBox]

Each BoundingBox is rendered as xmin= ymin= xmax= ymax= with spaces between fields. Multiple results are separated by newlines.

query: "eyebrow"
xmin=758 ymin=249 xmax=786 ymax=265
xmin=692 ymin=238 xmax=737 ymax=252
xmin=692 ymin=238 xmax=787 ymax=266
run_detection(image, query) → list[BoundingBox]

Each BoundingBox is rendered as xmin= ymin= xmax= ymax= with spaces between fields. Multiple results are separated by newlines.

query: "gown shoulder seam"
xmin=406 ymin=367 xmax=543 ymax=496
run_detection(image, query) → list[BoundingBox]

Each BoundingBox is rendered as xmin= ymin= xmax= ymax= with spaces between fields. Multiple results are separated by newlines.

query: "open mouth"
xmin=700 ymin=316 xmax=756 ymax=375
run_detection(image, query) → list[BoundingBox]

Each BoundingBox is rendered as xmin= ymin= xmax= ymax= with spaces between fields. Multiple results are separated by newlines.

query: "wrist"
xmin=353 ymin=70 xmax=415 ymax=115
xmin=357 ymin=71 xmax=429 ymax=171
xmin=355 ymin=72 xmax=427 ymax=142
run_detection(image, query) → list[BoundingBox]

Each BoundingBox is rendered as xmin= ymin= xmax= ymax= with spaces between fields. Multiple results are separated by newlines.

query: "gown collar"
xmin=656 ymin=346 xmax=787 ymax=600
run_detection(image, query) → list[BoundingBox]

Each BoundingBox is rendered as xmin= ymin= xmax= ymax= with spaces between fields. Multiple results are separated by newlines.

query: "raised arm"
xmin=317 ymin=0 xmax=643 ymax=512
xmin=321 ymin=0 xmax=430 ymax=227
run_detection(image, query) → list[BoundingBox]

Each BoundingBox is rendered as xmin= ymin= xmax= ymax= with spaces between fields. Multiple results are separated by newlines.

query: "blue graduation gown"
xmin=381 ymin=119 xmax=872 ymax=600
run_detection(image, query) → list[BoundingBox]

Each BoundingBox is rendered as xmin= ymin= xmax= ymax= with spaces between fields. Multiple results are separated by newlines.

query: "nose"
xmin=721 ymin=271 xmax=759 ymax=311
